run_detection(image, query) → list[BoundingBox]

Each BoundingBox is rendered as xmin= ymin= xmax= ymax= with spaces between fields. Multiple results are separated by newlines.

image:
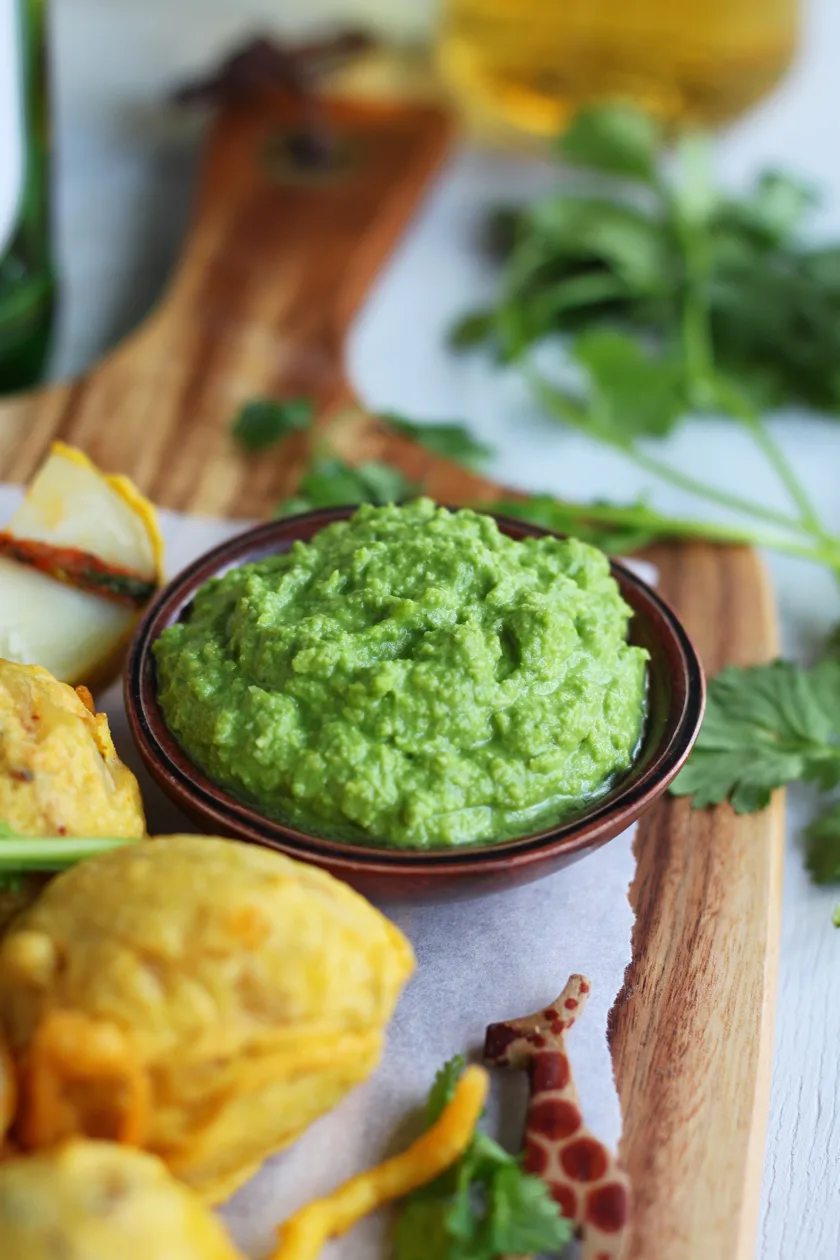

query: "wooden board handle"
xmin=0 ymin=94 xmax=452 ymax=515
xmin=162 ymin=94 xmax=452 ymax=396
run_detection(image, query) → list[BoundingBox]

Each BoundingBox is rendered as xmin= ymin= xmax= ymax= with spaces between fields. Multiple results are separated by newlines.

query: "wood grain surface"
xmin=610 ymin=545 xmax=784 ymax=1260
xmin=0 ymin=91 xmax=783 ymax=1260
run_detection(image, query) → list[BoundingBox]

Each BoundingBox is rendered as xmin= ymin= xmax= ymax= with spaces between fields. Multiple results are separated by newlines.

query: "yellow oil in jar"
xmin=437 ymin=0 xmax=798 ymax=139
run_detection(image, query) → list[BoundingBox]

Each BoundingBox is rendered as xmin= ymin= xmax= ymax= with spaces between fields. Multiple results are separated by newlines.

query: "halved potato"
xmin=0 ymin=444 xmax=164 ymax=689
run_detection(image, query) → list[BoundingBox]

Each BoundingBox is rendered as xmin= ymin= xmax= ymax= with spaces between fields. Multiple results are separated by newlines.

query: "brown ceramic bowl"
xmin=125 ymin=506 xmax=705 ymax=902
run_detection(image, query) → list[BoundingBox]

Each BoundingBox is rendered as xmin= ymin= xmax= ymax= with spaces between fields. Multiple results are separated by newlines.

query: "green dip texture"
xmin=154 ymin=500 xmax=648 ymax=848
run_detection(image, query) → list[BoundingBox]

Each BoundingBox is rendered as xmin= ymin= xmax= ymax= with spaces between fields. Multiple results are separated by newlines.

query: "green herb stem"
xmin=677 ymin=247 xmax=715 ymax=404
xmin=671 ymin=136 xmax=716 ymax=392
xmin=490 ymin=497 xmax=840 ymax=571
xmin=668 ymin=147 xmax=832 ymax=546
xmin=681 ymin=294 xmax=714 ymax=401
xmin=744 ymin=413 xmax=825 ymax=536
xmin=527 ymin=367 xmax=815 ymax=537
xmin=711 ymin=374 xmax=829 ymax=539
xmin=0 ymin=836 xmax=135 ymax=870
xmin=618 ymin=441 xmax=820 ymax=537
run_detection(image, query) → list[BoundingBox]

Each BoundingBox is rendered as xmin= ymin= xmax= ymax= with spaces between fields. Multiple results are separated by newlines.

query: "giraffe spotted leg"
xmin=484 ymin=976 xmax=630 ymax=1260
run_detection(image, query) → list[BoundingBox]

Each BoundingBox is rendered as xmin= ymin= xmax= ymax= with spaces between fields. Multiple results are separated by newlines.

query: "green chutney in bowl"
xmin=152 ymin=499 xmax=648 ymax=849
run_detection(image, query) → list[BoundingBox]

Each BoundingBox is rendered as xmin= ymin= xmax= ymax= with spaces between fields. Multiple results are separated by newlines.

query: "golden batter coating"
xmin=0 ymin=835 xmax=414 ymax=1203
xmin=0 ymin=659 xmax=145 ymax=840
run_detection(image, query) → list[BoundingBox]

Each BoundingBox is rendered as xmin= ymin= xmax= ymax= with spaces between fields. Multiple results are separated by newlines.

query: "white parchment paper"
xmin=0 ymin=490 xmax=646 ymax=1259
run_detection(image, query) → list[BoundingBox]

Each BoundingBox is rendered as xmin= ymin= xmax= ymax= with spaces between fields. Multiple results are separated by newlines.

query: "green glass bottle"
xmin=0 ymin=0 xmax=55 ymax=395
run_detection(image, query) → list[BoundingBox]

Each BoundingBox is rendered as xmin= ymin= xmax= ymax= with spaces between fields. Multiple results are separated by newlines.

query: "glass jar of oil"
xmin=437 ymin=0 xmax=799 ymax=139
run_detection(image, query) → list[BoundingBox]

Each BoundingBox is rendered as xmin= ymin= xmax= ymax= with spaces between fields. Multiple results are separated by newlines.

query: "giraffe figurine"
xmin=484 ymin=974 xmax=630 ymax=1260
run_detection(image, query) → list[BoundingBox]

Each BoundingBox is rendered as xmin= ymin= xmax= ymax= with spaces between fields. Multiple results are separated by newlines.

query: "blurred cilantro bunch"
xmin=454 ymin=101 xmax=840 ymax=415
xmin=450 ymin=101 xmax=840 ymax=915
xmin=393 ymin=1057 xmax=572 ymax=1260
xmin=452 ymin=101 xmax=840 ymax=578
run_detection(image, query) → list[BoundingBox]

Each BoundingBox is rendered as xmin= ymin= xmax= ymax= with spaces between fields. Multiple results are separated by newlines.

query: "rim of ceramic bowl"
xmin=125 ymin=505 xmax=706 ymax=877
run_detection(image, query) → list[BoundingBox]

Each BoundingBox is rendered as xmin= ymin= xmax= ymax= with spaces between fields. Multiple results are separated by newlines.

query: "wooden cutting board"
xmin=0 ymin=89 xmax=783 ymax=1260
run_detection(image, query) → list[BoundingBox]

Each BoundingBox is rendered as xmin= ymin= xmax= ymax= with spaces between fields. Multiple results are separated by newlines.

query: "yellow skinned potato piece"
xmin=0 ymin=659 xmax=146 ymax=840
xmin=0 ymin=835 xmax=415 ymax=1203
xmin=271 ymin=1066 xmax=489 ymax=1260
xmin=8 ymin=443 xmax=163 ymax=579
xmin=0 ymin=560 xmax=140 ymax=690
xmin=0 ymin=443 xmax=164 ymax=689
xmin=0 ymin=1141 xmax=241 ymax=1260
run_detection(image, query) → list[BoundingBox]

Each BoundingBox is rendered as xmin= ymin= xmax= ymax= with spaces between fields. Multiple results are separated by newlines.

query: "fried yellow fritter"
xmin=0 ymin=1141 xmax=240 ymax=1259
xmin=0 ymin=835 xmax=414 ymax=1203
xmin=0 ymin=659 xmax=145 ymax=839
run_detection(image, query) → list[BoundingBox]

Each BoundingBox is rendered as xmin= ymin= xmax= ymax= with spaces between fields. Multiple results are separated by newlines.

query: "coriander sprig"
xmin=670 ymin=658 xmax=840 ymax=921
xmin=452 ymin=101 xmax=840 ymax=578
xmin=670 ymin=660 xmax=840 ymax=813
xmin=232 ymin=398 xmax=839 ymax=569
xmin=393 ymin=1057 xmax=572 ymax=1260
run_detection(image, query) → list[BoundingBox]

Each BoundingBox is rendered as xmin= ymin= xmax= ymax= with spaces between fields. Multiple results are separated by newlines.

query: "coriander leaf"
xmin=273 ymin=495 xmax=315 ymax=518
xmin=275 ymin=457 xmax=417 ymax=517
xmin=355 ymin=461 xmax=416 ymax=504
xmin=232 ymin=397 xmax=313 ymax=452
xmin=708 ymin=248 xmax=840 ymax=412
xmin=448 ymin=310 xmax=497 ymax=351
xmin=671 ymin=661 xmax=840 ymax=812
xmin=805 ymin=805 xmax=840 ymax=885
xmin=393 ymin=1200 xmax=453 ymax=1260
xmin=519 ymin=269 xmax=635 ymax=329
xmin=462 ymin=1131 xmax=517 ymax=1181
xmin=279 ymin=456 xmax=369 ymax=511
xmin=483 ymin=206 xmax=526 ymax=258
xmin=427 ymin=1056 xmax=466 ymax=1125
xmin=457 ymin=101 xmax=840 ymax=417
xmin=523 ymin=197 xmax=671 ymax=294
xmin=557 ymin=100 xmax=663 ymax=184
xmin=570 ymin=329 xmax=687 ymax=440
xmin=716 ymin=170 xmax=818 ymax=249
xmin=810 ymin=659 xmax=840 ymax=730
xmin=440 ymin=1143 xmax=571 ymax=1259
xmin=486 ymin=1162 xmax=573 ymax=1254
xmin=394 ymin=1058 xmax=571 ymax=1260
xmin=455 ymin=188 xmax=678 ymax=362
xmin=444 ymin=1150 xmax=485 ymax=1248
xmin=756 ymin=170 xmax=818 ymax=239
xmin=380 ymin=414 xmax=493 ymax=473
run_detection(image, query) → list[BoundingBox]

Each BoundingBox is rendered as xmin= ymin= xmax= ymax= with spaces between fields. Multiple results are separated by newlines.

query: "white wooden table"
xmin=44 ymin=1 xmax=840 ymax=1254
